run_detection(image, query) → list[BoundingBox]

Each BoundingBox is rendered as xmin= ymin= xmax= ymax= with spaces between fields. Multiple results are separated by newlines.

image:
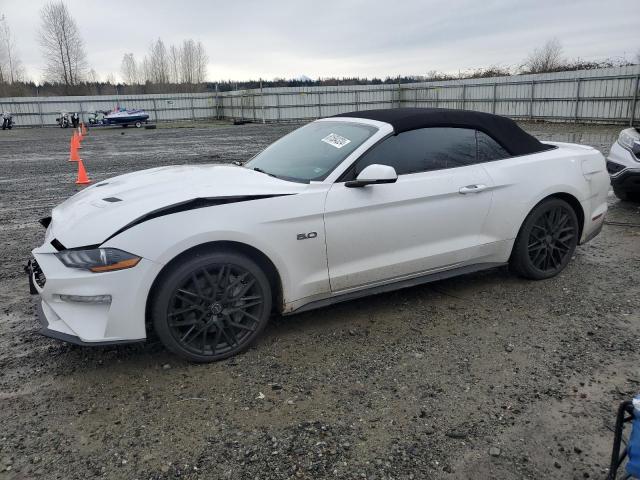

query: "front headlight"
xmin=55 ymin=248 xmax=141 ymax=272
xmin=617 ymin=129 xmax=640 ymax=152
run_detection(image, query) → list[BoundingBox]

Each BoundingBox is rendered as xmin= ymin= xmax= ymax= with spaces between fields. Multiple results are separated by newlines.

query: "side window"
xmin=416 ymin=128 xmax=476 ymax=171
xmin=352 ymin=134 xmax=406 ymax=176
xmin=353 ymin=127 xmax=478 ymax=177
xmin=476 ymin=131 xmax=510 ymax=162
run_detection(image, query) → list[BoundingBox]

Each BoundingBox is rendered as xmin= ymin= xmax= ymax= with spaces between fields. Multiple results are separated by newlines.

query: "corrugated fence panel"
xmin=1 ymin=65 xmax=639 ymax=126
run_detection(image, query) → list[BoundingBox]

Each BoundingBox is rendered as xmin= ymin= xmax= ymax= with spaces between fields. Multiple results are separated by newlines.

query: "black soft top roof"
xmin=332 ymin=108 xmax=552 ymax=156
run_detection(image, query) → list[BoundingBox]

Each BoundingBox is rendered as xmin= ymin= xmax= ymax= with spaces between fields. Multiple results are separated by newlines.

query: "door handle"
xmin=459 ymin=184 xmax=487 ymax=194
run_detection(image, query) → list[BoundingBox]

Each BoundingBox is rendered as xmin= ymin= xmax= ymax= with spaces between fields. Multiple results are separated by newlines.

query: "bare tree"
xmin=38 ymin=1 xmax=88 ymax=85
xmin=168 ymin=45 xmax=180 ymax=83
xmin=121 ymin=53 xmax=139 ymax=84
xmin=145 ymin=38 xmax=169 ymax=84
xmin=523 ymin=38 xmax=564 ymax=73
xmin=0 ymin=14 xmax=23 ymax=83
xmin=87 ymin=68 xmax=98 ymax=83
xmin=194 ymin=41 xmax=208 ymax=83
xmin=141 ymin=56 xmax=150 ymax=83
xmin=179 ymin=39 xmax=208 ymax=84
xmin=179 ymin=39 xmax=196 ymax=84
xmin=121 ymin=37 xmax=208 ymax=87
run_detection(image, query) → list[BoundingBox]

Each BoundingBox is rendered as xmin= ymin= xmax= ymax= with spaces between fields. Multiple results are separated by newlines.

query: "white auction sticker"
xmin=321 ymin=133 xmax=351 ymax=149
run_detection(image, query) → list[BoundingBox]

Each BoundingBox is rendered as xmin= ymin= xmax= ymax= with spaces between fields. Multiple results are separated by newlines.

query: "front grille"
xmin=607 ymin=160 xmax=625 ymax=175
xmin=31 ymin=258 xmax=46 ymax=288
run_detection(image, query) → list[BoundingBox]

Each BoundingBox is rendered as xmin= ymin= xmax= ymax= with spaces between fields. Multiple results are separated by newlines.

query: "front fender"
xmin=102 ymin=190 xmax=331 ymax=307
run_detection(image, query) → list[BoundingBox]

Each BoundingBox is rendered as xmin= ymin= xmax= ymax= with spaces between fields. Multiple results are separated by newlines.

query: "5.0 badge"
xmin=297 ymin=232 xmax=318 ymax=240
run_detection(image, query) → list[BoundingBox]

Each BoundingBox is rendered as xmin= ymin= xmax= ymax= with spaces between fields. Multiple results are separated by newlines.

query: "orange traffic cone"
xmin=73 ymin=131 xmax=82 ymax=149
xmin=69 ymin=144 xmax=80 ymax=162
xmin=75 ymin=159 xmax=91 ymax=185
xmin=81 ymin=123 xmax=87 ymax=135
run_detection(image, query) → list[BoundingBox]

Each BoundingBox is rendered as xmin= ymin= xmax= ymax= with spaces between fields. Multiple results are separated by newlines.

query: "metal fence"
xmin=1 ymin=65 xmax=639 ymax=127
xmin=0 ymin=92 xmax=219 ymax=127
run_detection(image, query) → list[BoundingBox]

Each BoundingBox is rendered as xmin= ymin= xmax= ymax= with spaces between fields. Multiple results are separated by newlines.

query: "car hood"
xmin=48 ymin=164 xmax=307 ymax=248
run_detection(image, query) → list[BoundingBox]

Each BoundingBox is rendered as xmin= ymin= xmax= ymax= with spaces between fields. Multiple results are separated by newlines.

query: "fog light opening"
xmin=57 ymin=294 xmax=112 ymax=304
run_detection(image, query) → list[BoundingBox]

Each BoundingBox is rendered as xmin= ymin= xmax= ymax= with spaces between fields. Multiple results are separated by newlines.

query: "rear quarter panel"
xmin=480 ymin=143 xmax=605 ymax=245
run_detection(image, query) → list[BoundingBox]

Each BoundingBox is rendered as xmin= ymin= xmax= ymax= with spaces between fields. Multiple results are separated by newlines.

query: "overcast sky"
xmin=2 ymin=0 xmax=639 ymax=83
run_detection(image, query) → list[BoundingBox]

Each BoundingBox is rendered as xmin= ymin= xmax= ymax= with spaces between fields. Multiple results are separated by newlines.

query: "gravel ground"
xmin=0 ymin=121 xmax=639 ymax=480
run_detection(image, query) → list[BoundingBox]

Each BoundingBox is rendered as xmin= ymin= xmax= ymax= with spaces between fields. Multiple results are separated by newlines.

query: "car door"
xmin=324 ymin=127 xmax=494 ymax=292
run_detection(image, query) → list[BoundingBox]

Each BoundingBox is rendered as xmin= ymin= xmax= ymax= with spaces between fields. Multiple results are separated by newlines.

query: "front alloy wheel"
xmin=152 ymin=251 xmax=272 ymax=362
xmin=510 ymin=198 xmax=579 ymax=280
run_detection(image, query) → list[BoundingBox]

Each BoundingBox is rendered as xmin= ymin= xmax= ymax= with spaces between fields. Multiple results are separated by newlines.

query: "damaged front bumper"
xmin=34 ymin=298 xmax=137 ymax=347
xmin=25 ymin=248 xmax=162 ymax=346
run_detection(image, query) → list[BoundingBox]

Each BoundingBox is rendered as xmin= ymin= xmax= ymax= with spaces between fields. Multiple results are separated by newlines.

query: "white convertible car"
xmin=28 ymin=108 xmax=610 ymax=361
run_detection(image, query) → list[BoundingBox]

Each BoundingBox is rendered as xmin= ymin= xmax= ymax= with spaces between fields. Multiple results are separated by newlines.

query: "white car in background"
xmin=607 ymin=127 xmax=640 ymax=201
xmin=27 ymin=108 xmax=610 ymax=362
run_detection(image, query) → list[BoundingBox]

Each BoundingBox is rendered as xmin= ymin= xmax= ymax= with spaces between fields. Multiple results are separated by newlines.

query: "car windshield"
xmin=245 ymin=121 xmax=378 ymax=182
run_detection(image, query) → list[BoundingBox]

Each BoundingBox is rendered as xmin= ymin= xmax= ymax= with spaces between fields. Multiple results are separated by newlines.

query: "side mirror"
xmin=345 ymin=164 xmax=398 ymax=188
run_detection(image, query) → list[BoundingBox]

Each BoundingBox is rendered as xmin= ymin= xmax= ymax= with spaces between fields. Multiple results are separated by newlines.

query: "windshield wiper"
xmin=247 ymin=166 xmax=307 ymax=183
xmin=252 ymin=167 xmax=278 ymax=178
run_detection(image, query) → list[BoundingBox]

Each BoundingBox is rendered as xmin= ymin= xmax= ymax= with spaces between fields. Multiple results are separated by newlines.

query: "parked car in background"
xmin=607 ymin=127 xmax=640 ymax=201
xmin=27 ymin=108 xmax=610 ymax=362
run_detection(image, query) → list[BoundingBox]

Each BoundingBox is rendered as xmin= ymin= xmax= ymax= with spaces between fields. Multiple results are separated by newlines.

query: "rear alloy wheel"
xmin=510 ymin=198 xmax=579 ymax=280
xmin=152 ymin=251 xmax=272 ymax=362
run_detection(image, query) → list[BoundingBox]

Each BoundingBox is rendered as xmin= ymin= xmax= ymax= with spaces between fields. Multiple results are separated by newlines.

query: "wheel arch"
xmin=546 ymin=192 xmax=585 ymax=240
xmin=145 ymin=240 xmax=284 ymax=327
xmin=511 ymin=191 xmax=585 ymax=258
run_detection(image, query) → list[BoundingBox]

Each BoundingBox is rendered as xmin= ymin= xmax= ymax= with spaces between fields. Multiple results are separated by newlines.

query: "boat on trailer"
xmin=104 ymin=108 xmax=150 ymax=128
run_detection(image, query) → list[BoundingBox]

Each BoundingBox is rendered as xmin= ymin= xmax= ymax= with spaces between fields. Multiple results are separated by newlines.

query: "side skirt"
xmin=287 ymin=262 xmax=507 ymax=315
xmin=580 ymin=221 xmax=603 ymax=245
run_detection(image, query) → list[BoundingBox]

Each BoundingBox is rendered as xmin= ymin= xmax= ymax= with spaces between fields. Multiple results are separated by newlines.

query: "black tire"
xmin=509 ymin=198 xmax=579 ymax=280
xmin=613 ymin=187 xmax=640 ymax=202
xmin=151 ymin=250 xmax=272 ymax=362
xmin=613 ymin=187 xmax=630 ymax=201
